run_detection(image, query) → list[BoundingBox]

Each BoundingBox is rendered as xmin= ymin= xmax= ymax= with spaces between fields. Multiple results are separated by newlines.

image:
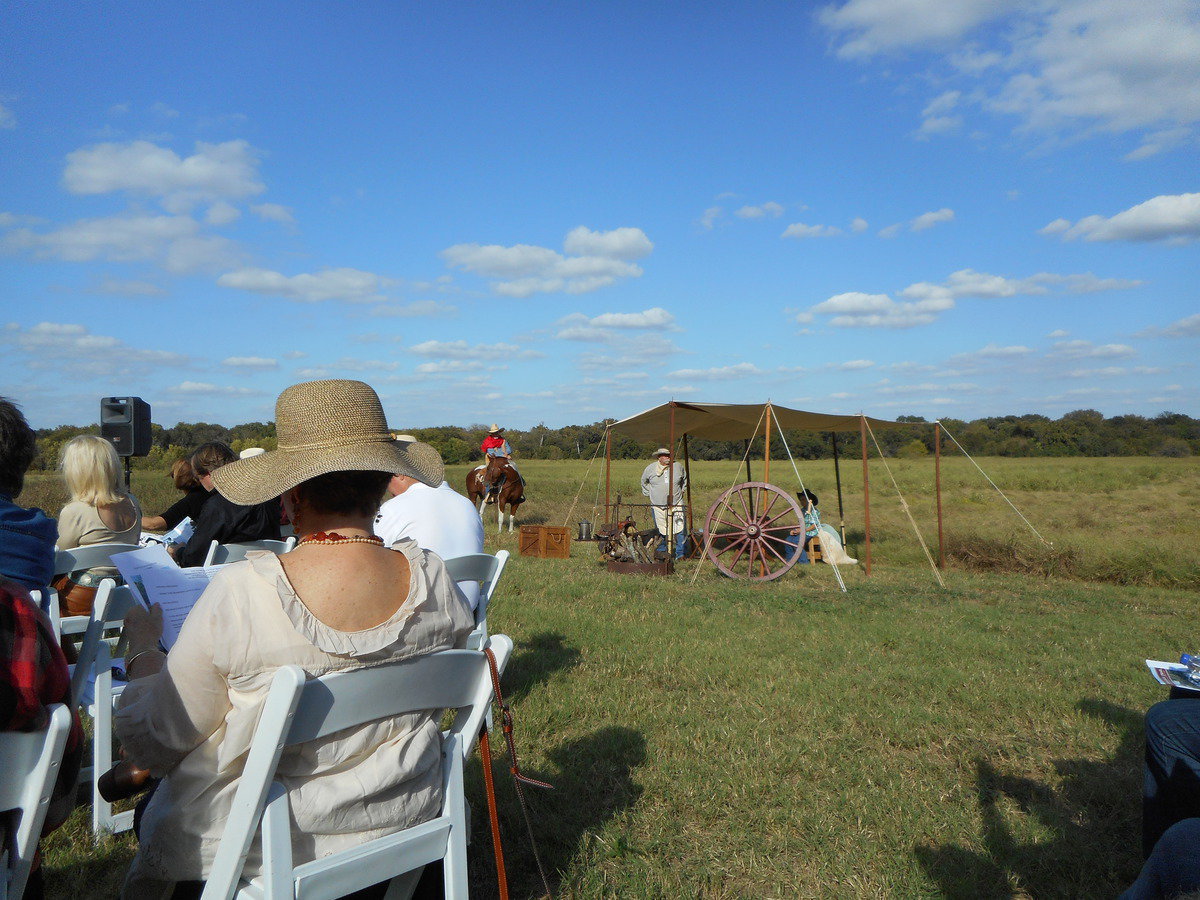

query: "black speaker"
xmin=100 ymin=397 xmax=152 ymax=457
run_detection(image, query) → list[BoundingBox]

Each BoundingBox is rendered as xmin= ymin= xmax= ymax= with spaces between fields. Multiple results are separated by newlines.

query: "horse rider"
xmin=641 ymin=446 xmax=688 ymax=559
xmin=480 ymin=424 xmax=523 ymax=504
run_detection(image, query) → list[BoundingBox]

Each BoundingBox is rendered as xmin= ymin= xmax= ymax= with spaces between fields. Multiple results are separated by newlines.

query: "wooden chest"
xmin=518 ymin=525 xmax=572 ymax=559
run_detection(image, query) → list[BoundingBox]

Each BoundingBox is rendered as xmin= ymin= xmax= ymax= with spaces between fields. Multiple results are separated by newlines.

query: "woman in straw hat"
xmin=114 ymin=380 xmax=474 ymax=899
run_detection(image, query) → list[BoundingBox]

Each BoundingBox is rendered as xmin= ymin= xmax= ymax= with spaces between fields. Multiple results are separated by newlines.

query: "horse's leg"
xmin=509 ymin=501 xmax=519 ymax=533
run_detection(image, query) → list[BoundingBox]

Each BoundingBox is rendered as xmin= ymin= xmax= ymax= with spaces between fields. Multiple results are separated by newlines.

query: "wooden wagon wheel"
xmin=703 ymin=482 xmax=804 ymax=581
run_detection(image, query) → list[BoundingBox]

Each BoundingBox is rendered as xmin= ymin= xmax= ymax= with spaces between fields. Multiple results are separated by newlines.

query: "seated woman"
xmin=115 ymin=379 xmax=473 ymax=899
xmin=0 ymin=397 xmax=57 ymax=592
xmin=170 ymin=441 xmax=281 ymax=567
xmin=55 ymin=435 xmax=141 ymax=615
xmin=141 ymin=458 xmax=208 ymax=535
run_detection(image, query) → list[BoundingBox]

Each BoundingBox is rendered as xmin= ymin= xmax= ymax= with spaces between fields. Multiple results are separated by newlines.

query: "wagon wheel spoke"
xmin=735 ymin=489 xmax=753 ymax=522
xmin=759 ymin=490 xmax=779 ymax=519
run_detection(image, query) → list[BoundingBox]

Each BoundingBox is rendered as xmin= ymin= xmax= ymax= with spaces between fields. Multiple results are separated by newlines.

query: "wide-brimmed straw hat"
xmin=488 ymin=423 xmax=503 ymax=434
xmin=212 ymin=380 xmax=444 ymax=505
xmin=653 ymin=447 xmax=671 ymax=457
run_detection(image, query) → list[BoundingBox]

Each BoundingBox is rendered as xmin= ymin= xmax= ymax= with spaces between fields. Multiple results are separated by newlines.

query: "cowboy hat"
xmin=211 ymin=380 xmax=444 ymax=505
xmin=652 ymin=447 xmax=671 ymax=457
xmin=488 ymin=424 xmax=503 ymax=434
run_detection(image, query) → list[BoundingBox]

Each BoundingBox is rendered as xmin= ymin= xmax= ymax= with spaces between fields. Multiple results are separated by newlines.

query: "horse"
xmin=465 ymin=456 xmax=525 ymax=533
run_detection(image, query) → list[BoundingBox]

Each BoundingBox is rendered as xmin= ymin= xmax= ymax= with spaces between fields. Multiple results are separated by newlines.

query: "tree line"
xmin=30 ymin=408 xmax=1198 ymax=471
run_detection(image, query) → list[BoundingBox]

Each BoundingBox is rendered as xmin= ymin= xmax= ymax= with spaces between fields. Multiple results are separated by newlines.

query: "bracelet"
xmin=125 ymin=648 xmax=165 ymax=671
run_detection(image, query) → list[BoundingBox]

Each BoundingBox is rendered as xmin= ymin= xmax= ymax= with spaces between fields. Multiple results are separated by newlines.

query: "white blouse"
xmin=115 ymin=540 xmax=475 ymax=898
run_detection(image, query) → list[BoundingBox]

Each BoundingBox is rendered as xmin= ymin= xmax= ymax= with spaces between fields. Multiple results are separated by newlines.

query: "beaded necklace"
xmin=296 ymin=531 xmax=385 ymax=548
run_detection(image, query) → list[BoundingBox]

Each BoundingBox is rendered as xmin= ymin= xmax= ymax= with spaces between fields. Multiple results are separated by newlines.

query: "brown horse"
xmin=465 ymin=456 xmax=525 ymax=533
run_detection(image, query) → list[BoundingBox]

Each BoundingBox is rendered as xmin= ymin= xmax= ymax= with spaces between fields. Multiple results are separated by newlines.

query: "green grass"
xmin=29 ymin=456 xmax=1200 ymax=897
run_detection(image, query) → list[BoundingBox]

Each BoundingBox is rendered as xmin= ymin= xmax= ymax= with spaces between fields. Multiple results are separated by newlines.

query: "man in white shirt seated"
xmin=374 ymin=435 xmax=486 ymax=610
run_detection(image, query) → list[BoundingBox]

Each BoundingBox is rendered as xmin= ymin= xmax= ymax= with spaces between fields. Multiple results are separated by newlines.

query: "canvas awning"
xmin=607 ymin=401 xmax=909 ymax=443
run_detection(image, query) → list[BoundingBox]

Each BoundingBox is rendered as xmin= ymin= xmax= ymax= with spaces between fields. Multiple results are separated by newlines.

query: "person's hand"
xmin=125 ymin=603 xmax=164 ymax=654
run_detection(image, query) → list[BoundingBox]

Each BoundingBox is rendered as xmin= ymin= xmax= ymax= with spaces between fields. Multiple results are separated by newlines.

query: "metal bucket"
xmin=577 ymin=520 xmax=594 ymax=542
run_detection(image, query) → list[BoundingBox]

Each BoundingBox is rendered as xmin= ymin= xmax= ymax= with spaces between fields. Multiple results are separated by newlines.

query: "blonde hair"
xmin=60 ymin=435 xmax=127 ymax=506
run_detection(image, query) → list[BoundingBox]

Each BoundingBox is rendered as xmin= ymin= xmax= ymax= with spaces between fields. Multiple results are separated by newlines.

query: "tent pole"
xmin=861 ymin=415 xmax=872 ymax=576
xmin=682 ymin=433 xmax=694 ymax=541
xmin=604 ymin=427 xmax=612 ymax=525
xmin=935 ymin=422 xmax=945 ymax=569
xmin=745 ymin=440 xmax=752 ymax=482
xmin=764 ymin=403 xmax=772 ymax=484
xmin=831 ymin=431 xmax=846 ymax=546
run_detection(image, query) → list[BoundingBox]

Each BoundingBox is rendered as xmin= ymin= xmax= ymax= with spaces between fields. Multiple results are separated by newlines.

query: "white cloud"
xmin=249 ymin=202 xmax=296 ymax=225
xmin=811 ymin=291 xmax=951 ymax=328
xmin=414 ymin=360 xmax=489 ymax=375
xmin=917 ymin=91 xmax=963 ymax=138
xmin=222 ymin=356 xmax=278 ymax=369
xmin=577 ymin=334 xmax=682 ymax=371
xmin=699 ymin=206 xmax=722 ymax=229
xmin=668 ymin=363 xmax=765 ymax=380
xmin=1041 ymin=192 xmax=1200 ymax=243
xmin=837 ymin=359 xmax=875 ymax=370
xmin=168 ymin=381 xmax=258 ymax=396
xmin=442 ymin=226 xmax=652 ymax=297
xmin=782 ymin=222 xmax=843 ymax=239
xmin=850 ymin=217 xmax=869 ymax=232
xmin=1 ymin=321 xmax=188 ymax=378
xmin=205 ymin=201 xmax=241 ymax=226
xmin=3 ymin=213 xmax=242 ymax=274
xmin=819 ymin=0 xmax=1006 ymax=59
xmin=734 ymin=201 xmax=785 ymax=219
xmin=282 ymin=350 xmax=307 ymax=360
xmin=217 ymin=267 xmax=393 ymax=303
xmin=955 ymin=342 xmax=1034 ymax=361
xmin=806 ymin=268 xmax=1136 ymax=329
xmin=408 ymin=340 xmax=526 ymax=361
xmin=0 ymin=102 xmax=15 ymax=129
xmin=562 ymin=225 xmax=653 ymax=259
xmin=1139 ymin=312 xmax=1200 ymax=338
xmin=1048 ymin=329 xmax=1070 ymax=338
xmin=878 ymin=223 xmax=903 ymax=239
xmin=1067 ymin=367 xmax=1127 ymax=378
xmin=821 ymin=0 xmax=1200 ymax=151
xmin=63 ymin=139 xmax=264 ymax=212
xmin=1048 ymin=339 xmax=1136 ymax=360
xmin=910 ymin=207 xmax=955 ymax=231
xmin=555 ymin=307 xmax=677 ymax=342
xmin=150 ymin=102 xmax=179 ymax=118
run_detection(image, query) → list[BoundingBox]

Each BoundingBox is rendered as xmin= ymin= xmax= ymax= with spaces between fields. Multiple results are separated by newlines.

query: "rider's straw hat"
xmin=212 ymin=380 xmax=444 ymax=504
xmin=488 ymin=424 xmax=503 ymax=434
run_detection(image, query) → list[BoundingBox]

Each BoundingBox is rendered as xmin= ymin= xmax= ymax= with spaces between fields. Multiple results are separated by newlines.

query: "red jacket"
xmin=481 ymin=435 xmax=508 ymax=454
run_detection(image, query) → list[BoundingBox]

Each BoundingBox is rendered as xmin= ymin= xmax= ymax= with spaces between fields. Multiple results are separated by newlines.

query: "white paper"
xmin=1146 ymin=659 xmax=1200 ymax=692
xmin=110 ymin=546 xmax=222 ymax=650
xmin=163 ymin=516 xmax=194 ymax=546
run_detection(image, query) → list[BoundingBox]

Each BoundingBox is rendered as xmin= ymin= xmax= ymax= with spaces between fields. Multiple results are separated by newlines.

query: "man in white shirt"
xmin=374 ymin=436 xmax=486 ymax=610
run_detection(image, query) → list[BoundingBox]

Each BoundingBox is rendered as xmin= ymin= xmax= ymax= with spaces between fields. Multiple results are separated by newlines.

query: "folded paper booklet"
xmin=109 ymin=545 xmax=224 ymax=650
xmin=1146 ymin=660 xmax=1200 ymax=693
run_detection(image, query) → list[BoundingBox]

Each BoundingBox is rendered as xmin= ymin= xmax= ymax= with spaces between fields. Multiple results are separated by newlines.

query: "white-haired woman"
xmin=54 ymin=435 xmax=141 ymax=616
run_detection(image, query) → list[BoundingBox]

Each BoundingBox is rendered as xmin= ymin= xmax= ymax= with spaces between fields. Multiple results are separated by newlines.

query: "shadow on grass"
xmin=915 ymin=698 xmax=1145 ymax=898
xmin=519 ymin=512 xmax=549 ymax=526
xmin=503 ymin=632 xmax=582 ymax=704
xmin=467 ymin=725 xmax=646 ymax=899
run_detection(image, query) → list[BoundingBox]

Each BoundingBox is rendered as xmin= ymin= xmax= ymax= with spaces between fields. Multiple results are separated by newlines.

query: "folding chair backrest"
xmin=444 ymin=550 xmax=509 ymax=650
xmin=0 ymin=704 xmax=72 ymax=900
xmin=203 ymin=635 xmax=513 ymax=900
xmin=52 ymin=543 xmax=141 ymax=577
xmin=203 ymin=537 xmax=297 ymax=567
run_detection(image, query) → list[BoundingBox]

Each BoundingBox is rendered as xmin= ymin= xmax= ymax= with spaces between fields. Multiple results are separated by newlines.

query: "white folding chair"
xmin=203 ymin=537 xmax=297 ymax=567
xmin=443 ymin=551 xmax=509 ymax=651
xmin=0 ymin=704 xmax=72 ymax=900
xmin=84 ymin=582 xmax=140 ymax=835
xmin=201 ymin=634 xmax=513 ymax=900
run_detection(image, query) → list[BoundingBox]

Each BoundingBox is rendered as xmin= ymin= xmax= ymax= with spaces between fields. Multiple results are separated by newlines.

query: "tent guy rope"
xmin=774 ymin=411 xmax=847 ymax=592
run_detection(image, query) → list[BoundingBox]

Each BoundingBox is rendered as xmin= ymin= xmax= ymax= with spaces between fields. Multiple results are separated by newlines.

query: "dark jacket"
xmin=175 ymin=492 xmax=281 ymax=567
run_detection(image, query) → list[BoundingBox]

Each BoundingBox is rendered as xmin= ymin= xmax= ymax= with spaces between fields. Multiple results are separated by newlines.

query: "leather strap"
xmin=483 ymin=644 xmax=555 ymax=898
xmin=478 ymin=727 xmax=509 ymax=900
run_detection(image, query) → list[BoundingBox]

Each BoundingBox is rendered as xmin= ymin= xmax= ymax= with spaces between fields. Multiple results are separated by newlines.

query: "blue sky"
xmin=2 ymin=0 xmax=1197 ymax=430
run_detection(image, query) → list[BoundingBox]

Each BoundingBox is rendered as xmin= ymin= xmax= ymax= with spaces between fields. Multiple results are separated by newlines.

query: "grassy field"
xmin=26 ymin=455 xmax=1200 ymax=897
